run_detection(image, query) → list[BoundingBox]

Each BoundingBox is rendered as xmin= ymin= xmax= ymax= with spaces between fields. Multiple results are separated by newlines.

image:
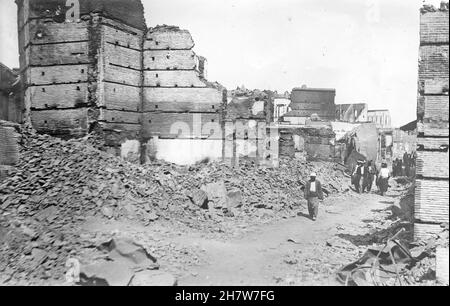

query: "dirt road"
xmin=80 ymin=182 xmax=409 ymax=287
xmin=173 ymin=191 xmax=404 ymax=286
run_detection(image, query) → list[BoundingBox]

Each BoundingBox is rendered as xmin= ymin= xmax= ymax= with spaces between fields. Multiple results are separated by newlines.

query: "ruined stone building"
xmin=0 ymin=63 xmax=21 ymax=123
xmin=392 ymin=120 xmax=417 ymax=160
xmin=335 ymin=103 xmax=368 ymax=123
xmin=283 ymin=87 xmax=336 ymax=124
xmin=414 ymin=3 xmax=449 ymax=240
xmin=224 ymin=89 xmax=274 ymax=163
xmin=367 ymin=109 xmax=392 ymax=129
xmin=15 ymin=0 xmax=226 ymax=164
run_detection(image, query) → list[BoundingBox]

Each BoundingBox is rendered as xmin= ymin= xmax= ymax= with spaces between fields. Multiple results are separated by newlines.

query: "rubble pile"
xmin=0 ymin=128 xmax=348 ymax=284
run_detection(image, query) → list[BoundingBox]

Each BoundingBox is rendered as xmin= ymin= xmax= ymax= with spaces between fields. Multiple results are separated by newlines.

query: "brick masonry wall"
xmin=17 ymin=2 xmax=227 ymax=164
xmin=414 ymin=7 xmax=449 ymax=240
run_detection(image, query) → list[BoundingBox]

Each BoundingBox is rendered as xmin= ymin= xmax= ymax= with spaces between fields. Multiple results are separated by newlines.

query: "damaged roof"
xmin=21 ymin=0 xmax=147 ymax=30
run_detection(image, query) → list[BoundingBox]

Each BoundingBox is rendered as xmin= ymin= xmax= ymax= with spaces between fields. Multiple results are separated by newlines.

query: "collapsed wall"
xmin=224 ymin=90 xmax=274 ymax=162
xmin=16 ymin=0 xmax=146 ymax=150
xmin=414 ymin=3 xmax=449 ymax=240
xmin=142 ymin=26 xmax=227 ymax=165
xmin=16 ymin=0 xmax=227 ymax=164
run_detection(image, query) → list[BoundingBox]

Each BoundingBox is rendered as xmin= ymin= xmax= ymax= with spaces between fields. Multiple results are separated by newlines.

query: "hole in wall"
xmin=81 ymin=69 xmax=85 ymax=73
xmin=76 ymin=86 xmax=80 ymax=91
xmin=42 ymin=88 xmax=46 ymax=92
xmin=152 ymin=57 xmax=155 ymax=61
xmin=41 ymin=71 xmax=45 ymax=76
xmin=155 ymin=105 xmax=159 ymax=109
xmin=212 ymin=105 xmax=215 ymax=109
xmin=155 ymin=74 xmax=159 ymax=78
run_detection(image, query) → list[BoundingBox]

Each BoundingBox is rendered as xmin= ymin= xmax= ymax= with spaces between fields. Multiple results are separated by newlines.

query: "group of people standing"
xmin=302 ymin=159 xmax=392 ymax=222
xmin=393 ymin=152 xmax=416 ymax=178
xmin=351 ymin=160 xmax=391 ymax=196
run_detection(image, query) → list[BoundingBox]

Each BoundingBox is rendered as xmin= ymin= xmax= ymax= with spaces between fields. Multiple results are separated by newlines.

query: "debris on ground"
xmin=0 ymin=128 xmax=348 ymax=285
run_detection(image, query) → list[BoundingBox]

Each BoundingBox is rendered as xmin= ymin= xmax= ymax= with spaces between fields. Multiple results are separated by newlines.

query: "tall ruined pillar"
xmin=15 ymin=0 xmax=146 ymax=158
xmin=141 ymin=26 xmax=227 ymax=164
xmin=414 ymin=3 xmax=449 ymax=239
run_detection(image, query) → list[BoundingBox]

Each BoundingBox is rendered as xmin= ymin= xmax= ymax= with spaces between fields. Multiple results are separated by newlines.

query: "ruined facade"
xmin=288 ymin=87 xmax=336 ymax=123
xmin=0 ymin=63 xmax=21 ymax=123
xmin=335 ymin=103 xmax=368 ymax=123
xmin=367 ymin=109 xmax=392 ymax=129
xmin=16 ymin=0 xmax=226 ymax=164
xmin=414 ymin=3 xmax=449 ymax=240
xmin=224 ymin=90 xmax=274 ymax=163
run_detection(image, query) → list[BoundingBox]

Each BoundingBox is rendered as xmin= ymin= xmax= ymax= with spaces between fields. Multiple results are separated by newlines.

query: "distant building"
xmin=368 ymin=109 xmax=392 ymax=129
xmin=393 ymin=120 xmax=417 ymax=159
xmin=285 ymin=86 xmax=336 ymax=124
xmin=0 ymin=63 xmax=21 ymax=123
xmin=335 ymin=103 xmax=368 ymax=123
xmin=273 ymin=97 xmax=291 ymax=122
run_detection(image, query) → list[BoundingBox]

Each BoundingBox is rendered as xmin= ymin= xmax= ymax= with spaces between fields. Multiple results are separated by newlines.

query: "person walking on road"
xmin=352 ymin=160 xmax=365 ymax=193
xmin=362 ymin=160 xmax=375 ymax=193
xmin=304 ymin=172 xmax=324 ymax=221
xmin=377 ymin=162 xmax=391 ymax=196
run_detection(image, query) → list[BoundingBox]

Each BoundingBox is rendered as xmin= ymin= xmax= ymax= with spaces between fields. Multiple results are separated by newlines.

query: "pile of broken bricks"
xmin=0 ymin=127 xmax=349 ymax=284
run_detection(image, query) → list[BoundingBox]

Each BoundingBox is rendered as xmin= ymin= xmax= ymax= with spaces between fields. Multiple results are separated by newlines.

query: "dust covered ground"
xmin=0 ymin=128 xmax=445 ymax=286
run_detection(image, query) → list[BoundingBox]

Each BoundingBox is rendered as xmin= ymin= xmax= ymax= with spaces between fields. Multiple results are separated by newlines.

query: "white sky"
xmin=0 ymin=0 xmax=444 ymax=127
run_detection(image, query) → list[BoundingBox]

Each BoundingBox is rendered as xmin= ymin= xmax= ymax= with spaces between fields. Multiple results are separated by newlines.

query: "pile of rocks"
xmin=0 ymin=128 xmax=348 ymax=284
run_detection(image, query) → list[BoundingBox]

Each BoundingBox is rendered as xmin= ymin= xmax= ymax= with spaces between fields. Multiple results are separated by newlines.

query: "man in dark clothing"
xmin=304 ymin=172 xmax=324 ymax=221
xmin=352 ymin=160 xmax=365 ymax=193
xmin=392 ymin=159 xmax=398 ymax=177
xmin=362 ymin=160 xmax=376 ymax=193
